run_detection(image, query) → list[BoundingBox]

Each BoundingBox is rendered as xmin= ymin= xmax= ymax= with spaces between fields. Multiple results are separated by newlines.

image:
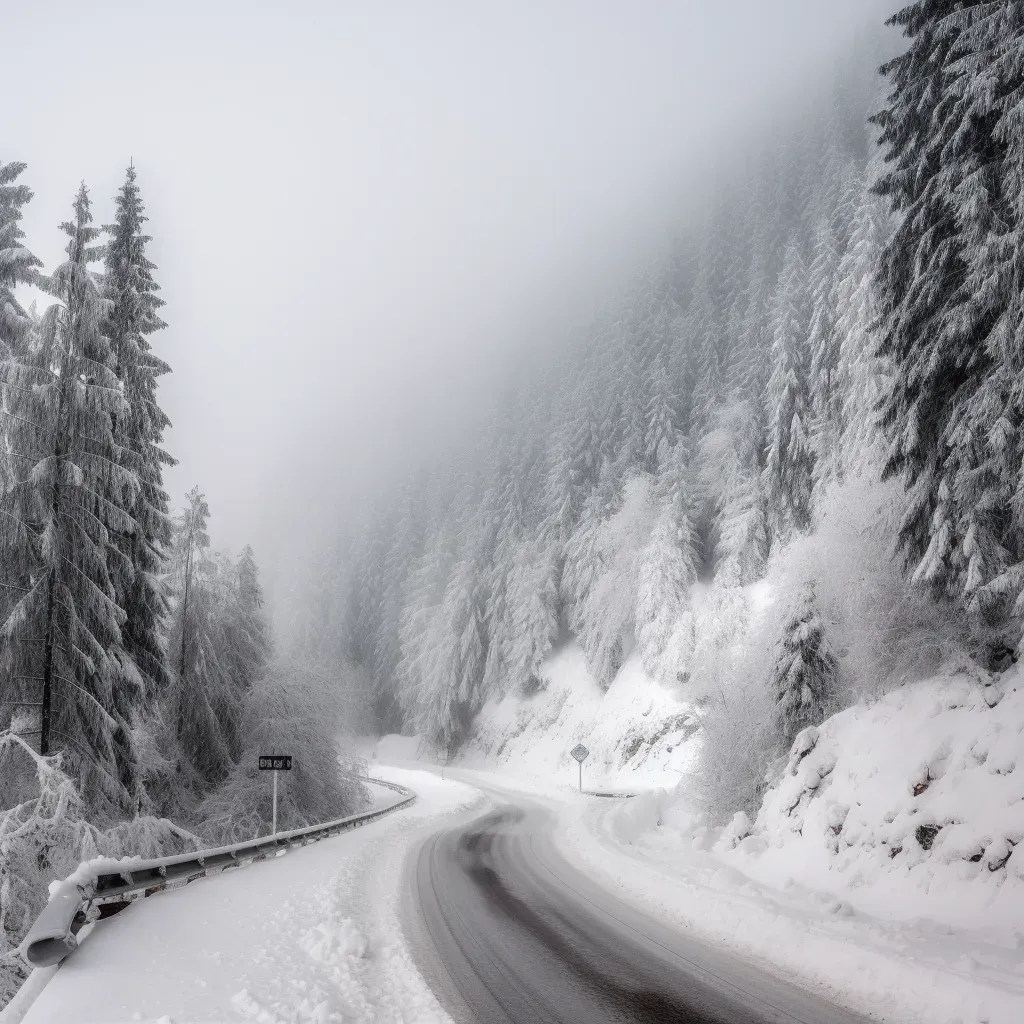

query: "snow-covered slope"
xmin=721 ymin=664 xmax=1024 ymax=935
xmin=459 ymin=642 xmax=701 ymax=791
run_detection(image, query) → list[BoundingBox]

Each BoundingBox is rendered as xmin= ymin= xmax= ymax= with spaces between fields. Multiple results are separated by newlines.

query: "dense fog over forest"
xmin=6 ymin=0 xmax=894 ymax=580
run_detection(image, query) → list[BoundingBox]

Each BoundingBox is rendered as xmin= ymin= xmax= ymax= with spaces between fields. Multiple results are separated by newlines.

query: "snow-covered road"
xmin=9 ymin=771 xmax=483 ymax=1024
xmin=410 ymin=770 xmax=872 ymax=1023
xmin=9 ymin=756 xmax=1020 ymax=1024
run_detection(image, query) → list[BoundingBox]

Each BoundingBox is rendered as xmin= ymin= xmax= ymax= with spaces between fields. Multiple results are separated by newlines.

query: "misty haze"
xmin=1 ymin=2 xmax=1022 ymax=1023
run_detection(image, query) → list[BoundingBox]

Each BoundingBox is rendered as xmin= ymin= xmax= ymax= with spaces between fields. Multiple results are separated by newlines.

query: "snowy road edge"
xmin=1 ymin=776 xmax=416 ymax=1024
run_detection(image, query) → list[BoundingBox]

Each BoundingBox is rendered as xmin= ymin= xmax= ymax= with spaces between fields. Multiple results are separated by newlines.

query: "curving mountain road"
xmin=406 ymin=782 xmax=873 ymax=1024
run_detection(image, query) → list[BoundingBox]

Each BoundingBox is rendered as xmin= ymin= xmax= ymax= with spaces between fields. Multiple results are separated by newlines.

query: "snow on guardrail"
xmin=20 ymin=776 xmax=414 ymax=969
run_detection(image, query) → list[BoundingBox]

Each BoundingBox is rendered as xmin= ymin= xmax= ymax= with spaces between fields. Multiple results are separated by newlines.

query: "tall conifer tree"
xmin=763 ymin=244 xmax=814 ymax=543
xmin=102 ymin=165 xmax=175 ymax=802
xmin=102 ymin=164 xmax=174 ymax=697
xmin=0 ymin=186 xmax=137 ymax=812
xmin=871 ymin=1 xmax=991 ymax=601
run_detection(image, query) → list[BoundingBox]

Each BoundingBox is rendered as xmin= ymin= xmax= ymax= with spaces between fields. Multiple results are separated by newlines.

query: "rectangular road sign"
xmin=259 ymin=755 xmax=292 ymax=771
xmin=570 ymin=744 xmax=590 ymax=763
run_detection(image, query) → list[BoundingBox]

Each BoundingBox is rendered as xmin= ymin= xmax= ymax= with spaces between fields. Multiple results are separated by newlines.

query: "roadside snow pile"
xmin=298 ymin=917 xmax=368 ymax=963
xmin=462 ymin=643 xmax=700 ymax=789
xmin=719 ymin=665 xmax=1024 ymax=935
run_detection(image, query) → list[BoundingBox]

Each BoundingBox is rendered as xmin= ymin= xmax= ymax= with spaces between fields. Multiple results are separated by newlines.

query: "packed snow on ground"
xmin=4 ymin=770 xmax=483 ymax=1024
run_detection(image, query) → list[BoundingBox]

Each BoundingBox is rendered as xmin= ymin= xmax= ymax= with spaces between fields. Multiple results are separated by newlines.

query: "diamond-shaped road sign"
xmin=570 ymin=743 xmax=590 ymax=763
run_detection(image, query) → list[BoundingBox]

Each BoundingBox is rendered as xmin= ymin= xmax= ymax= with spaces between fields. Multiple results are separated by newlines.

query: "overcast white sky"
xmin=5 ymin=0 xmax=895 ymax=590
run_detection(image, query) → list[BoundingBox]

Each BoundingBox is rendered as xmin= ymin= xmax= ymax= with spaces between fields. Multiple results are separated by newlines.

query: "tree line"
xmin=0 ymin=164 xmax=290 ymax=825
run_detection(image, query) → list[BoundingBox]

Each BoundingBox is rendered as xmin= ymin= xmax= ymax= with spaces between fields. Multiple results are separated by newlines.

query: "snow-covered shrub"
xmin=692 ymin=662 xmax=778 ymax=824
xmin=0 ymin=732 xmax=199 ymax=1006
xmin=198 ymin=663 xmax=369 ymax=844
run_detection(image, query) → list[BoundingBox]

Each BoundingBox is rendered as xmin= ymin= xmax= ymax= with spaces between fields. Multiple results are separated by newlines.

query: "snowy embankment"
xmin=447 ymin=641 xmax=1024 ymax=1023
xmin=458 ymin=642 xmax=702 ymax=791
xmin=4 ymin=770 xmax=483 ymax=1024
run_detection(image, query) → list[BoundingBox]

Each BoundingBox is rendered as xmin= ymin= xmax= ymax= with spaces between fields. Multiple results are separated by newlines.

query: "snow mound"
xmin=299 ymin=918 xmax=368 ymax=964
xmin=462 ymin=643 xmax=699 ymax=789
xmin=733 ymin=666 xmax=1024 ymax=934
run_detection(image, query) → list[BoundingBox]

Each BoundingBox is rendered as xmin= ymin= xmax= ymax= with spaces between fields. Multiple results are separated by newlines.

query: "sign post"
xmin=259 ymin=755 xmax=292 ymax=834
xmin=570 ymin=743 xmax=590 ymax=792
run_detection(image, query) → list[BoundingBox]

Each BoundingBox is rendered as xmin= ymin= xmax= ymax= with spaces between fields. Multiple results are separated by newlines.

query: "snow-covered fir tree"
xmin=770 ymin=582 xmax=838 ymax=749
xmin=101 ymin=165 xmax=175 ymax=706
xmin=763 ymin=243 xmax=814 ymax=543
xmin=0 ymin=185 xmax=138 ymax=813
xmin=163 ymin=487 xmax=232 ymax=796
xmin=871 ymin=0 xmax=1008 ymax=617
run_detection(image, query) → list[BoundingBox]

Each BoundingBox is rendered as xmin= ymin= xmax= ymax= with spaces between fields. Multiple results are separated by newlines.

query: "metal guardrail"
xmin=21 ymin=776 xmax=414 ymax=969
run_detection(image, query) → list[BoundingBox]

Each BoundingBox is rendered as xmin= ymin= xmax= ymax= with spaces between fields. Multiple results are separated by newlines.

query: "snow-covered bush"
xmin=198 ymin=663 xmax=369 ymax=844
xmin=692 ymin=659 xmax=778 ymax=823
xmin=0 ymin=732 xmax=199 ymax=1006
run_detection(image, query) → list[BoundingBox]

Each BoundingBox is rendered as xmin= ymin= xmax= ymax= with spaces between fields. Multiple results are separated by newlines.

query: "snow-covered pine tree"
xmin=688 ymin=258 xmax=723 ymax=437
xmin=442 ymin=554 xmax=487 ymax=726
xmin=636 ymin=442 xmax=698 ymax=679
xmin=769 ymin=582 xmax=837 ymax=749
xmin=102 ymin=164 xmax=174 ymax=679
xmin=101 ymin=164 xmax=175 ymax=803
xmin=217 ymin=545 xmax=273 ymax=758
xmin=616 ymin=340 xmax=646 ymax=476
xmin=834 ymin=165 xmax=889 ymax=477
xmin=0 ymin=185 xmax=137 ymax=813
xmin=698 ymin=399 xmax=767 ymax=585
xmin=372 ymin=482 xmax=425 ymax=730
xmin=0 ymin=161 xmax=40 ymax=615
xmin=644 ymin=351 xmax=676 ymax=474
xmin=871 ymin=0 xmax=993 ymax=604
xmin=763 ymin=243 xmax=814 ymax=544
xmin=806 ymin=205 xmax=847 ymax=489
xmin=506 ymin=539 xmax=560 ymax=694
xmin=937 ymin=2 xmax=1024 ymax=623
xmin=575 ymin=474 xmax=656 ymax=689
xmin=164 ymin=487 xmax=232 ymax=794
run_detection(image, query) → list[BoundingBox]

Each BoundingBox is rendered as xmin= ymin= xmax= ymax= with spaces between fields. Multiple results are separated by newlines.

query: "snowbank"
xmin=725 ymin=665 xmax=1024 ymax=935
xmin=460 ymin=642 xmax=701 ymax=790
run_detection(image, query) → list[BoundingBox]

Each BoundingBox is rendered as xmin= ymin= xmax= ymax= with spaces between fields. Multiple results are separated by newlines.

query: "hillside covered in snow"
xmin=293 ymin=4 xmax=1024 ymax=888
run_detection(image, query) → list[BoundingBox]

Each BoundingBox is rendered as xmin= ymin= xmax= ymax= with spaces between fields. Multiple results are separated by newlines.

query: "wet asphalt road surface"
xmin=408 ymin=794 xmax=875 ymax=1024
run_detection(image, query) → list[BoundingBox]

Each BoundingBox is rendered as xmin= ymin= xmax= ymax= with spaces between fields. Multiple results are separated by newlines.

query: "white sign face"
xmin=570 ymin=743 xmax=590 ymax=763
